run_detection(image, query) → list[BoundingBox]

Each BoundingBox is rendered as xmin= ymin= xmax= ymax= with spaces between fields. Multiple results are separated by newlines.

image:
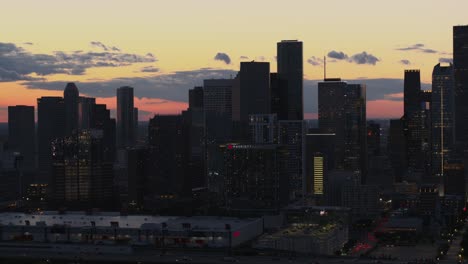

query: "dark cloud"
xmin=24 ymin=68 xmax=237 ymax=102
xmin=239 ymin=56 xmax=249 ymax=60
xmin=349 ymin=52 xmax=379 ymax=65
xmin=214 ymin=52 xmax=231 ymax=64
xmin=90 ymin=41 xmax=120 ymax=52
xmin=439 ymin=57 xmax=453 ymax=63
xmin=327 ymin=50 xmax=348 ymax=60
xmin=396 ymin=43 xmax=438 ymax=54
xmin=0 ymin=42 xmax=157 ymax=82
xmin=399 ymin=59 xmax=411 ymax=65
xmin=23 ymin=42 xmax=33 ymax=45
xmin=140 ymin=66 xmax=160 ymax=73
xmin=307 ymin=56 xmax=323 ymax=66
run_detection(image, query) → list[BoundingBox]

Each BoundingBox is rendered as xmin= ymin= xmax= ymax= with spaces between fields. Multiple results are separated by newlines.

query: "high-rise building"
xmin=78 ymin=97 xmax=96 ymax=129
xmin=203 ymin=79 xmax=233 ymax=144
xmin=453 ymin=25 xmax=468 ymax=144
xmin=148 ymin=115 xmax=190 ymax=197
xmin=431 ymin=63 xmax=455 ymax=179
xmin=367 ymin=121 xmax=381 ymax=156
xmin=8 ymin=105 xmax=35 ymax=170
xmin=305 ymin=132 xmax=335 ymax=196
xmin=234 ymin=62 xmax=270 ymax=123
xmin=117 ymin=86 xmax=135 ymax=148
xmin=51 ymin=130 xmax=114 ymax=209
xmin=37 ymin=96 xmax=66 ymax=183
xmin=403 ymin=70 xmax=432 ymax=181
xmin=318 ymin=79 xmax=367 ymax=183
xmin=388 ymin=119 xmax=407 ymax=182
xmin=222 ymin=144 xmax=288 ymax=210
xmin=64 ymin=83 xmax=79 ymax=135
xmin=187 ymin=87 xmax=205 ymax=188
xmin=91 ymin=104 xmax=116 ymax=162
xmin=133 ymin=107 xmax=139 ymax=141
xmin=443 ymin=160 xmax=465 ymax=197
xmin=277 ymin=40 xmax=303 ymax=120
xmin=249 ymin=114 xmax=278 ymax=144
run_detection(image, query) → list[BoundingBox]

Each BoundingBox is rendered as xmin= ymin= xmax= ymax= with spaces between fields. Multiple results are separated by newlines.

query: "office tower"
xmin=277 ymin=40 xmax=303 ymax=120
xmin=249 ymin=114 xmax=278 ymax=144
xmin=318 ymin=79 xmax=367 ymax=183
xmin=222 ymin=144 xmax=288 ymax=210
xmin=454 ymin=25 xmax=468 ymax=144
xmin=388 ymin=119 xmax=407 ymax=182
xmin=443 ymin=160 xmax=465 ymax=197
xmin=134 ymin=107 xmax=139 ymax=141
xmin=431 ymin=63 xmax=455 ymax=179
xmin=8 ymin=105 xmax=35 ymax=170
xmin=91 ymin=104 xmax=116 ymax=162
xmin=187 ymin=87 xmax=205 ymax=188
xmin=117 ymin=86 xmax=135 ymax=148
xmin=64 ymin=82 xmax=79 ymax=135
xmin=204 ymin=79 xmax=233 ymax=144
xmin=278 ymin=120 xmax=306 ymax=199
xmin=51 ymin=130 xmax=114 ymax=209
xmin=126 ymin=147 xmax=152 ymax=207
xmin=403 ymin=70 xmax=432 ymax=180
xmin=305 ymin=132 xmax=336 ymax=196
xmin=367 ymin=121 xmax=381 ymax=156
xmin=37 ymin=96 xmax=66 ymax=183
xmin=233 ymin=61 xmax=270 ymax=123
xmin=78 ymin=97 xmax=96 ymax=129
xmin=148 ymin=115 xmax=190 ymax=197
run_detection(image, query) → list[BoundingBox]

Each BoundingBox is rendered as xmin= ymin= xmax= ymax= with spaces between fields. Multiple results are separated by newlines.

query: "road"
xmin=439 ymin=222 xmax=467 ymax=264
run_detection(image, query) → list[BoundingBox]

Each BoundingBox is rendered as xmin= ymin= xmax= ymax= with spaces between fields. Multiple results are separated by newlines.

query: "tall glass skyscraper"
xmin=277 ymin=40 xmax=303 ymax=120
xmin=454 ymin=25 xmax=468 ymax=145
xmin=116 ymin=86 xmax=135 ymax=148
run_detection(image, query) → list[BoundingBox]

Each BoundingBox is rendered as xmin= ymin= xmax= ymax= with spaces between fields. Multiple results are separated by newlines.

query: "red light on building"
xmin=232 ymin=231 xmax=240 ymax=238
xmin=227 ymin=144 xmax=233 ymax=150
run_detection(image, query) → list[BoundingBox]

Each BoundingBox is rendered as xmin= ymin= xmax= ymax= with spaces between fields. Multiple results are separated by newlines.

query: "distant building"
xmin=431 ymin=63 xmax=455 ymax=179
xmin=367 ymin=121 xmax=381 ymax=156
xmin=305 ymin=133 xmax=335 ymax=196
xmin=388 ymin=119 xmax=407 ymax=182
xmin=37 ymin=96 xmax=66 ymax=184
xmin=8 ymin=105 xmax=35 ymax=170
xmin=318 ymin=79 xmax=367 ymax=183
xmin=277 ymin=40 xmax=303 ymax=120
xmin=64 ymin=83 xmax=79 ymax=135
xmin=116 ymin=86 xmax=135 ymax=148
xmin=443 ymin=160 xmax=465 ymax=197
xmin=454 ymin=25 xmax=468 ymax=145
xmin=249 ymin=114 xmax=278 ymax=144
xmin=187 ymin=86 xmax=205 ymax=188
xmin=222 ymin=144 xmax=289 ymax=210
xmin=51 ymin=130 xmax=114 ymax=209
xmin=78 ymin=97 xmax=96 ymax=130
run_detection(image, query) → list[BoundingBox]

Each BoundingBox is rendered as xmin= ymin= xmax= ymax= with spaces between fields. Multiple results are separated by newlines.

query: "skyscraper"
xmin=37 ymin=96 xmax=66 ymax=183
xmin=454 ymin=25 xmax=468 ymax=145
xmin=78 ymin=97 xmax=96 ymax=129
xmin=117 ymin=86 xmax=135 ymax=148
xmin=277 ymin=40 xmax=303 ymax=120
xmin=403 ymin=70 xmax=432 ymax=181
xmin=318 ymin=79 xmax=367 ymax=183
xmin=431 ymin=63 xmax=455 ymax=179
xmin=64 ymin=82 xmax=79 ymax=135
xmin=187 ymin=86 xmax=205 ymax=188
xmin=51 ymin=130 xmax=114 ymax=209
xmin=8 ymin=105 xmax=35 ymax=170
xmin=203 ymin=79 xmax=233 ymax=144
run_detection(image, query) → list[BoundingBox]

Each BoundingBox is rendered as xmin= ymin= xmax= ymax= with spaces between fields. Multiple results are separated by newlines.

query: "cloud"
xmin=384 ymin=92 xmax=404 ymax=101
xmin=327 ymin=50 xmax=348 ymax=60
xmin=214 ymin=52 xmax=231 ymax=64
xmin=399 ymin=59 xmax=411 ymax=65
xmin=439 ymin=57 xmax=453 ymax=63
xmin=24 ymin=68 xmax=237 ymax=102
xmin=349 ymin=52 xmax=379 ymax=65
xmin=23 ymin=42 xmax=33 ymax=45
xmin=239 ymin=56 xmax=249 ymax=60
xmin=90 ymin=41 xmax=120 ymax=52
xmin=140 ymin=66 xmax=160 ymax=73
xmin=0 ymin=42 xmax=157 ymax=82
xmin=256 ymin=56 xmax=266 ymax=61
xmin=307 ymin=56 xmax=323 ymax=66
xmin=396 ymin=43 xmax=438 ymax=54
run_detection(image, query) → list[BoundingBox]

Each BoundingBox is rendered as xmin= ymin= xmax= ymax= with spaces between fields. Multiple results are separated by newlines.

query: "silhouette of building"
xmin=222 ymin=144 xmax=288 ymax=211
xmin=37 ymin=96 xmax=66 ymax=184
xmin=277 ymin=40 xmax=303 ymax=120
xmin=388 ymin=119 xmax=407 ymax=182
xmin=8 ymin=105 xmax=35 ymax=170
xmin=318 ymin=78 xmax=367 ymax=183
xmin=117 ymin=86 xmax=135 ymax=148
xmin=64 ymin=83 xmax=79 ymax=135
xmin=305 ymin=132 xmax=336 ymax=196
xmin=187 ymin=86 xmax=205 ymax=188
xmin=78 ymin=97 xmax=96 ymax=130
xmin=249 ymin=114 xmax=278 ymax=144
xmin=403 ymin=70 xmax=432 ymax=181
xmin=91 ymin=104 xmax=116 ymax=162
xmin=148 ymin=115 xmax=190 ymax=198
xmin=367 ymin=121 xmax=381 ymax=156
xmin=443 ymin=160 xmax=465 ymax=197
xmin=454 ymin=25 xmax=468 ymax=145
xmin=431 ymin=63 xmax=455 ymax=179
xmin=51 ymin=130 xmax=114 ymax=209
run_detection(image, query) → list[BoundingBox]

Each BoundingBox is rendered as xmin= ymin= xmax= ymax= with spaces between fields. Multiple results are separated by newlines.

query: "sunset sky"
xmin=1 ymin=0 xmax=467 ymax=122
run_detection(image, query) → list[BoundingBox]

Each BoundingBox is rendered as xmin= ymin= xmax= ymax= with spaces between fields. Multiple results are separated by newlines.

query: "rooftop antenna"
xmin=323 ymin=56 xmax=327 ymax=80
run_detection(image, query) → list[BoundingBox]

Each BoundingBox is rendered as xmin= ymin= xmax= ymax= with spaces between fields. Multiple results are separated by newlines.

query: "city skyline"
xmin=1 ymin=0 xmax=468 ymax=122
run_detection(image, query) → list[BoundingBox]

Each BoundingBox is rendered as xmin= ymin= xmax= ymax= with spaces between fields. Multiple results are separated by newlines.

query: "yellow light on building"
xmin=314 ymin=156 xmax=324 ymax=195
